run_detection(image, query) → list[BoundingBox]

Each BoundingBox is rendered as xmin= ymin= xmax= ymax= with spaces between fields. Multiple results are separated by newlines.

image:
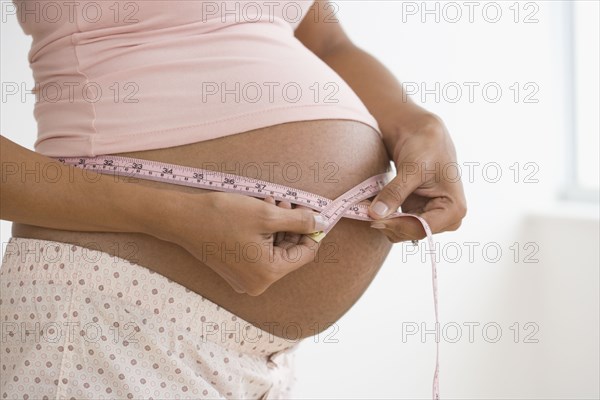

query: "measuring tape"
xmin=55 ymin=154 xmax=441 ymax=399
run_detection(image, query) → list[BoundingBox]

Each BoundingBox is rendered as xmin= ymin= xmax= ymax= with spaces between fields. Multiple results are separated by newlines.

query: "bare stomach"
xmin=12 ymin=119 xmax=393 ymax=339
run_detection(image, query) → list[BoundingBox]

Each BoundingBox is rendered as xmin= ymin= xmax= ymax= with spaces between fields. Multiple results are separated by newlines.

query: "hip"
xmin=0 ymin=236 xmax=299 ymax=399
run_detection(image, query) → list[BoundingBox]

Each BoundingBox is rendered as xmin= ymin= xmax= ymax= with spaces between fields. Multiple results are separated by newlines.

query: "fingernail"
xmin=370 ymin=222 xmax=387 ymax=229
xmin=371 ymin=201 xmax=389 ymax=217
xmin=314 ymin=215 xmax=327 ymax=232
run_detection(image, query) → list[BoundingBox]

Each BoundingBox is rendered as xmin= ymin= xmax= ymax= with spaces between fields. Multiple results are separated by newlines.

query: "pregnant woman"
xmin=0 ymin=0 xmax=466 ymax=398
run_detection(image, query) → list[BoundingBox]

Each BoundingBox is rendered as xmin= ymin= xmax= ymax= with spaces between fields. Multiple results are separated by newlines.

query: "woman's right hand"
xmin=159 ymin=191 xmax=326 ymax=296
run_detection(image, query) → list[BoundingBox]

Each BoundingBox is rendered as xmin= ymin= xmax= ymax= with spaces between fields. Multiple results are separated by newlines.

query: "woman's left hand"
xmin=367 ymin=112 xmax=467 ymax=243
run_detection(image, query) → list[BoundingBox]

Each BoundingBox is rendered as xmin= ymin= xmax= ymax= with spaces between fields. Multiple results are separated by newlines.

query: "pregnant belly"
xmin=12 ymin=119 xmax=393 ymax=339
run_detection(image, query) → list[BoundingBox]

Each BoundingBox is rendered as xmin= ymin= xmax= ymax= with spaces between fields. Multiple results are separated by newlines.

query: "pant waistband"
xmin=1 ymin=237 xmax=300 ymax=357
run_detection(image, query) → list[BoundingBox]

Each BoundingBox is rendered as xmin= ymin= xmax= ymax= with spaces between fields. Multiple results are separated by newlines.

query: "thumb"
xmin=266 ymin=206 xmax=328 ymax=234
xmin=368 ymin=172 xmax=422 ymax=219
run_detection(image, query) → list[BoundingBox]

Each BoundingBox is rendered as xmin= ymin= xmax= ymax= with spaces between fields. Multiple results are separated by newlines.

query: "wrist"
xmin=394 ymin=107 xmax=441 ymax=137
xmin=379 ymin=101 xmax=428 ymax=138
xmin=384 ymin=110 xmax=447 ymax=161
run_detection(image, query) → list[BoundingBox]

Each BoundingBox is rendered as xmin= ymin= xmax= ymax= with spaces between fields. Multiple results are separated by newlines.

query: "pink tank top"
xmin=15 ymin=0 xmax=381 ymax=157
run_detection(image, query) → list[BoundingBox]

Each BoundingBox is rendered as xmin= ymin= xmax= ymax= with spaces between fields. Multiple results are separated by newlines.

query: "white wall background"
xmin=1 ymin=1 xmax=599 ymax=399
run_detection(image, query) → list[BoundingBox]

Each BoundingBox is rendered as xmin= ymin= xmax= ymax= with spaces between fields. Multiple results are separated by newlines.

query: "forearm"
xmin=319 ymin=42 xmax=437 ymax=151
xmin=0 ymin=135 xmax=182 ymax=237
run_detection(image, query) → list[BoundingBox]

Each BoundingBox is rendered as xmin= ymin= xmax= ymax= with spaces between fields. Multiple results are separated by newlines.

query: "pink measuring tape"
xmin=56 ymin=155 xmax=441 ymax=399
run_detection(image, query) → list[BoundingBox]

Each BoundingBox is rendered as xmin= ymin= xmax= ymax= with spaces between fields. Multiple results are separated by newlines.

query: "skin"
xmin=1 ymin=0 xmax=466 ymax=339
xmin=9 ymin=120 xmax=394 ymax=340
xmin=0 ymin=133 xmax=328 ymax=296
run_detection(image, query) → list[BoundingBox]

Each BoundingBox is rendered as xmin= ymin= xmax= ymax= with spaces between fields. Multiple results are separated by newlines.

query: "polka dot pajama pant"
xmin=1 ymin=237 xmax=300 ymax=399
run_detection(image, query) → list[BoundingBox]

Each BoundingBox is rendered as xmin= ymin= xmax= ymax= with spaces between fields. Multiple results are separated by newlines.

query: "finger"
xmin=275 ymin=232 xmax=285 ymax=245
xmin=265 ymin=207 xmax=327 ymax=235
xmin=372 ymin=224 xmax=422 ymax=243
xmin=275 ymin=200 xmax=293 ymax=244
xmin=368 ymin=168 xmax=423 ymax=220
xmin=263 ymin=196 xmax=276 ymax=205
xmin=277 ymin=200 xmax=293 ymax=209
xmin=294 ymin=204 xmax=317 ymax=214
xmin=372 ymin=201 xmax=462 ymax=238
xmin=272 ymin=238 xmax=321 ymax=275
xmin=417 ymin=206 xmax=463 ymax=234
xmin=286 ymin=231 xmax=303 ymax=245
xmin=277 ymin=231 xmax=303 ymax=248
xmin=280 ymin=204 xmax=311 ymax=245
xmin=298 ymin=231 xmax=322 ymax=249
xmin=372 ymin=217 xmax=427 ymax=241
xmin=276 ymin=209 xmax=303 ymax=247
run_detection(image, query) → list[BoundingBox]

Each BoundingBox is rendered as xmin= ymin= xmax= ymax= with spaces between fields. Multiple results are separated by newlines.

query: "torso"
xmin=12 ymin=119 xmax=393 ymax=339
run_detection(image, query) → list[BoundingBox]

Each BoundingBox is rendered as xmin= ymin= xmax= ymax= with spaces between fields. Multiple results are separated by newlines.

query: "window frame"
xmin=560 ymin=1 xmax=600 ymax=203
